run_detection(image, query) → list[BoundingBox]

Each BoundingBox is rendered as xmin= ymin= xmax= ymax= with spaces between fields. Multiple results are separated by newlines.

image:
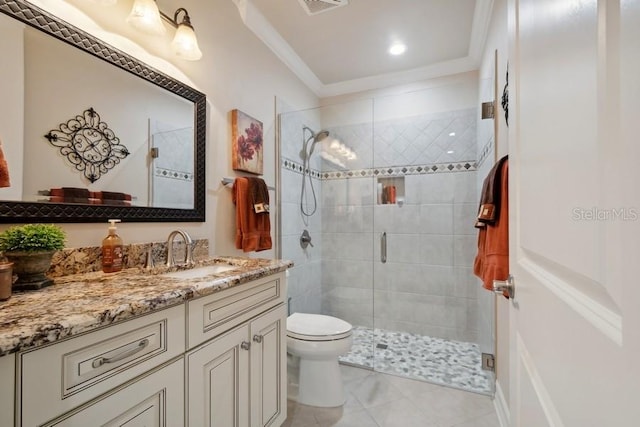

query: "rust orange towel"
xmin=232 ymin=177 xmax=272 ymax=252
xmin=475 ymin=155 xmax=508 ymax=228
xmin=474 ymin=157 xmax=509 ymax=297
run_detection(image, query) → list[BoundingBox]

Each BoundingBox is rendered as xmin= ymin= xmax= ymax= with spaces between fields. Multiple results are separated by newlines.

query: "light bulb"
xmin=127 ymin=0 xmax=166 ymax=36
xmin=171 ymin=23 xmax=203 ymax=61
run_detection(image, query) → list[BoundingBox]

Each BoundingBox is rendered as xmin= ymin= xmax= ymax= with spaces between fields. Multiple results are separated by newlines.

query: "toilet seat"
xmin=287 ymin=313 xmax=352 ymax=341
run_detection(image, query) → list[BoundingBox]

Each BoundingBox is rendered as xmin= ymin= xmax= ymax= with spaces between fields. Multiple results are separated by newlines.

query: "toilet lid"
xmin=287 ymin=313 xmax=352 ymax=341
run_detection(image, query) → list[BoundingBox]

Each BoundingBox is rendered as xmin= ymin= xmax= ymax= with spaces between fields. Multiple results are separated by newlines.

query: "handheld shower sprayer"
xmin=301 ymin=127 xmax=329 ymax=159
xmin=300 ymin=127 xmax=329 ymax=223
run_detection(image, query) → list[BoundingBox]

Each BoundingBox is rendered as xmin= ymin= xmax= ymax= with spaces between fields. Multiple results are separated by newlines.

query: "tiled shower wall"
xmin=280 ymin=113 xmax=323 ymax=316
xmin=280 ymin=101 xmax=480 ymax=343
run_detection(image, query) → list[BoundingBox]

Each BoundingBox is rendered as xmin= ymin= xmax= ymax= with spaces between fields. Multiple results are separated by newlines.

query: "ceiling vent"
xmin=297 ymin=0 xmax=349 ymax=16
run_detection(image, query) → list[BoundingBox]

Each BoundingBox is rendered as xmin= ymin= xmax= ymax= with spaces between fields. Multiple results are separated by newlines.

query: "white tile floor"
xmin=284 ymin=365 xmax=500 ymax=427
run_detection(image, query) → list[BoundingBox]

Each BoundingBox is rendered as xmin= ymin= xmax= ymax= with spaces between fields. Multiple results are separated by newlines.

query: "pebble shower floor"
xmin=339 ymin=326 xmax=493 ymax=395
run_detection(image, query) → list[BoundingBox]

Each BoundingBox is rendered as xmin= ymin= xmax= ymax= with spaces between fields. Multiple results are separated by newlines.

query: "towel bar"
xmin=221 ymin=177 xmax=275 ymax=191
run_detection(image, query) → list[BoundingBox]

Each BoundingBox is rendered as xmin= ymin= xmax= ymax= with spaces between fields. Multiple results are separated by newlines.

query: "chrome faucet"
xmin=166 ymin=230 xmax=194 ymax=267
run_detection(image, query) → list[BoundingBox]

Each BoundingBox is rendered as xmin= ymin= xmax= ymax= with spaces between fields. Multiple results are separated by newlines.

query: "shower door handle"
xmin=381 ymin=232 xmax=387 ymax=264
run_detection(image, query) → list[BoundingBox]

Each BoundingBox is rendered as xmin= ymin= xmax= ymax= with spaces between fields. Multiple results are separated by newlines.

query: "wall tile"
xmin=454 ymin=171 xmax=478 ymax=203
xmin=373 ymin=263 xmax=453 ymax=296
xmin=322 ymin=232 xmax=374 ymax=262
xmin=383 ymin=233 xmax=424 ymax=264
xmin=454 ymin=235 xmax=477 ymax=267
xmin=323 ymin=259 xmax=373 ymax=290
xmin=406 ymin=174 xmax=455 ymax=204
xmin=454 ymin=203 xmax=478 ymax=236
xmin=418 ymin=204 xmax=454 ymax=235
xmin=418 ymin=234 xmax=454 ymax=266
xmin=453 ymin=267 xmax=480 ymax=299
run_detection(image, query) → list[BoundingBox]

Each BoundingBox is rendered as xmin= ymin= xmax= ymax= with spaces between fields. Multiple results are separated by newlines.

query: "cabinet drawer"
xmin=187 ymin=273 xmax=285 ymax=348
xmin=43 ymin=358 xmax=184 ymax=427
xmin=19 ymin=304 xmax=185 ymax=427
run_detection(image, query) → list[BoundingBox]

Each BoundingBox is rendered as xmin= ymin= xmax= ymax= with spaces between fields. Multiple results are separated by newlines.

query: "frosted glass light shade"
xmin=171 ymin=24 xmax=202 ymax=61
xmin=127 ymin=0 xmax=166 ymax=36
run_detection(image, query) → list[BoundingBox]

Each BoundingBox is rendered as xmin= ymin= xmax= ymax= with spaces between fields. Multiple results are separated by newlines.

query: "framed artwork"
xmin=231 ymin=109 xmax=263 ymax=175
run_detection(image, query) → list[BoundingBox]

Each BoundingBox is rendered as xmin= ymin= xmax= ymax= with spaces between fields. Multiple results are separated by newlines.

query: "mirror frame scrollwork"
xmin=0 ymin=0 xmax=206 ymax=223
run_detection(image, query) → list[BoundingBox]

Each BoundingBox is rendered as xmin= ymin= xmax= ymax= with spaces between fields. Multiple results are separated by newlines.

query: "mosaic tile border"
xmin=476 ymin=136 xmax=494 ymax=169
xmin=281 ymin=158 xmax=322 ymax=179
xmin=154 ymin=167 xmax=194 ymax=182
xmin=282 ymin=158 xmax=477 ymax=181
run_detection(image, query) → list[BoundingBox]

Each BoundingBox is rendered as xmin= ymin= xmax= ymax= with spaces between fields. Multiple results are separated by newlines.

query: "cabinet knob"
xmin=241 ymin=341 xmax=251 ymax=350
xmin=253 ymin=334 xmax=263 ymax=343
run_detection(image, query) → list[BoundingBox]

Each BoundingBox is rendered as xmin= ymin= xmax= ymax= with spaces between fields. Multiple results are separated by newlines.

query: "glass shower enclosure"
xmin=279 ymin=85 xmax=493 ymax=395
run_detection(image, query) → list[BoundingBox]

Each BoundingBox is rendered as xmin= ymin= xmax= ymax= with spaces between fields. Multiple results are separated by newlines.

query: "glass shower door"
xmin=370 ymin=87 xmax=494 ymax=394
xmin=278 ymin=99 xmax=376 ymax=370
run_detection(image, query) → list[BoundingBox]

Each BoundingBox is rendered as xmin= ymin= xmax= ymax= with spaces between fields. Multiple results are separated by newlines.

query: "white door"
xmin=508 ymin=0 xmax=639 ymax=426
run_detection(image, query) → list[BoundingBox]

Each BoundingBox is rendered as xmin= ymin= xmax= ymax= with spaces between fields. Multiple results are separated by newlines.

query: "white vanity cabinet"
xmin=6 ymin=270 xmax=288 ymax=427
xmin=186 ymin=273 xmax=287 ymax=427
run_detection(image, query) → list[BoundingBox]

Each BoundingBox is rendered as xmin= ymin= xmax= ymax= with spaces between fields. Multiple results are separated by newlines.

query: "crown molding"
xmin=468 ymin=0 xmax=495 ymax=63
xmin=318 ymin=56 xmax=479 ymax=98
xmin=233 ymin=0 xmax=323 ymax=94
xmin=235 ymin=0 xmax=494 ymax=98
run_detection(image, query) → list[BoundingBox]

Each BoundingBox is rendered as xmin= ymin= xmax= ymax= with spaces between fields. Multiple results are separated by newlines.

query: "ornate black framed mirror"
xmin=0 ymin=0 xmax=206 ymax=223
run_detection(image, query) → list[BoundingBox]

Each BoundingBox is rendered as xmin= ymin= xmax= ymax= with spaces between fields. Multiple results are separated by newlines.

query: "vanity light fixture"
xmin=126 ymin=0 xmax=203 ymax=60
xmin=167 ymin=8 xmax=203 ymax=61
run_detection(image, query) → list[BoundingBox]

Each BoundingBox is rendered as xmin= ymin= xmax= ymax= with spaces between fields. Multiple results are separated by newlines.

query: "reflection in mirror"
xmin=21 ymin=26 xmax=194 ymax=209
xmin=0 ymin=0 xmax=205 ymax=222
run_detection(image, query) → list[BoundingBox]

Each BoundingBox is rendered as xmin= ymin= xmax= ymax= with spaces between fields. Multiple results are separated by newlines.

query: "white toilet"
xmin=286 ymin=312 xmax=353 ymax=407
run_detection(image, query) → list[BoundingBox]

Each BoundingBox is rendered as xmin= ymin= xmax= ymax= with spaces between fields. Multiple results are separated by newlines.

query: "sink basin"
xmin=161 ymin=264 xmax=239 ymax=279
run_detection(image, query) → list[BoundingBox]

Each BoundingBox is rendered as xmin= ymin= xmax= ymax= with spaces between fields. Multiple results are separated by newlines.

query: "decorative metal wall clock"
xmin=44 ymin=107 xmax=130 ymax=183
xmin=502 ymin=64 xmax=509 ymax=127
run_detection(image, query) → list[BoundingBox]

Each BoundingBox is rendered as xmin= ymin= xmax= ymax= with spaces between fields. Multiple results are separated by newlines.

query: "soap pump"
xmin=102 ymin=219 xmax=123 ymax=273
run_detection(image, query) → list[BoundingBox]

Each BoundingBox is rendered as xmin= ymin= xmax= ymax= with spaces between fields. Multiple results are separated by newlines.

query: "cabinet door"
xmin=187 ymin=324 xmax=250 ymax=427
xmin=42 ymin=358 xmax=184 ymax=427
xmin=250 ymin=304 xmax=287 ymax=427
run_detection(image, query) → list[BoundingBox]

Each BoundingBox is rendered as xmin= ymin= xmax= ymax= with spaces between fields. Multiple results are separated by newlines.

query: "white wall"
xmin=0 ymin=15 xmax=25 ymax=202
xmin=0 ymin=0 xmax=319 ymax=256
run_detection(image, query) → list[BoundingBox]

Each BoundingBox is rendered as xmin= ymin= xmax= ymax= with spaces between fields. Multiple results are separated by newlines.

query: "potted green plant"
xmin=0 ymin=224 xmax=66 ymax=290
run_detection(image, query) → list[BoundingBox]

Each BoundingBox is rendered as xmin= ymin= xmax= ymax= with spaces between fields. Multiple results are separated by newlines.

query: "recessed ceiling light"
xmin=449 ymin=132 xmax=456 ymax=137
xmin=447 ymin=150 xmax=455 ymax=154
xmin=389 ymin=42 xmax=406 ymax=56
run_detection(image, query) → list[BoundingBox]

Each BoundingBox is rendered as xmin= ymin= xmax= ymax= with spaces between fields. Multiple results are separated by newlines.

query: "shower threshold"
xmin=339 ymin=326 xmax=493 ymax=395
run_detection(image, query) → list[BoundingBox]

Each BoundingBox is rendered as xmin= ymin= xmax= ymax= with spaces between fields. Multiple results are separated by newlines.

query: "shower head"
xmin=301 ymin=127 xmax=330 ymax=159
xmin=314 ymin=130 xmax=330 ymax=143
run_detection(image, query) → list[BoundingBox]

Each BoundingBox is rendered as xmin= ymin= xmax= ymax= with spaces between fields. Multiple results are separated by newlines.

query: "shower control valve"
xmin=300 ymin=229 xmax=314 ymax=249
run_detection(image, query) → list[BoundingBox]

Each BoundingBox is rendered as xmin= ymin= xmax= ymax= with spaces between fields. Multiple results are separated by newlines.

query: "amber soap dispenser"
xmin=102 ymin=219 xmax=123 ymax=273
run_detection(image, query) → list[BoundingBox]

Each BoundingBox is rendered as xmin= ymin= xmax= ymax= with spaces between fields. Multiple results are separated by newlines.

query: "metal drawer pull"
xmin=91 ymin=338 xmax=150 ymax=369
xmin=253 ymin=334 xmax=263 ymax=343
xmin=381 ymin=232 xmax=387 ymax=264
xmin=241 ymin=341 xmax=251 ymax=350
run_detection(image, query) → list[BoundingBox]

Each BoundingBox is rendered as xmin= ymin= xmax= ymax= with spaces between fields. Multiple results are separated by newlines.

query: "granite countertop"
xmin=0 ymin=256 xmax=293 ymax=357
